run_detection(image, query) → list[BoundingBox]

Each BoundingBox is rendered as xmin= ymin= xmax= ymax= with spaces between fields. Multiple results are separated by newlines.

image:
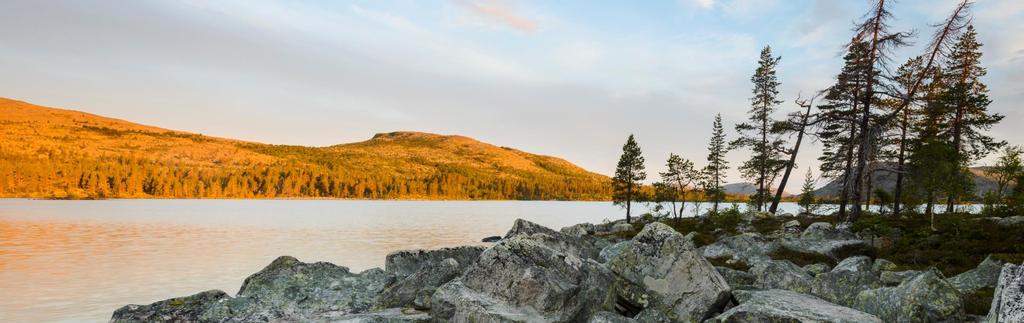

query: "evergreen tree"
xmin=941 ymin=25 xmax=1005 ymax=211
xmin=703 ymin=115 xmax=729 ymax=214
xmin=798 ymin=168 xmax=817 ymax=215
xmin=817 ymin=41 xmax=871 ymax=219
xmin=886 ymin=56 xmax=928 ymax=215
xmin=613 ymin=134 xmax=646 ymax=223
xmin=733 ymin=45 xmax=787 ymax=212
xmin=988 ymin=146 xmax=1023 ymax=204
xmin=660 ymin=153 xmax=699 ymax=220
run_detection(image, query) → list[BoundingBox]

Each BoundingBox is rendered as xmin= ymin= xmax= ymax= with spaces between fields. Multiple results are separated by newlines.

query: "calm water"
xmin=0 ymin=199 xmax=966 ymax=322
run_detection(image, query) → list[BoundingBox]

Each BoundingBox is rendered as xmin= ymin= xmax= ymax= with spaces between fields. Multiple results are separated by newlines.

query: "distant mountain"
xmin=0 ymin=97 xmax=610 ymax=200
xmin=723 ymin=182 xmax=795 ymax=197
xmin=812 ymin=165 xmax=1000 ymax=198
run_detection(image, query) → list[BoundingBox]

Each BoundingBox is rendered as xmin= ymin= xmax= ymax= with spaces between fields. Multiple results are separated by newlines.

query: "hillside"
xmin=812 ymin=166 xmax=1000 ymax=200
xmin=0 ymin=98 xmax=611 ymax=200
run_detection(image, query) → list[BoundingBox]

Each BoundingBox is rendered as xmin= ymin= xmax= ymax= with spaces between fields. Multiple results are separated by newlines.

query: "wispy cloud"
xmin=454 ymin=0 xmax=537 ymax=32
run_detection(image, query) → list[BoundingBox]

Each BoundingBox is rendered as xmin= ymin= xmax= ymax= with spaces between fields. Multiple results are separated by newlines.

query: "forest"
xmin=612 ymin=0 xmax=1020 ymax=224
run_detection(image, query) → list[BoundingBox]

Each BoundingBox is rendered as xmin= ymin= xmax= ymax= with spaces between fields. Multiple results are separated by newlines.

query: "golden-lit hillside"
xmin=0 ymin=98 xmax=611 ymax=200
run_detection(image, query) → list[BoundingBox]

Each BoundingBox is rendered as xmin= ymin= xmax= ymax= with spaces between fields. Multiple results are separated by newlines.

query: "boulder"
xmin=376 ymin=258 xmax=461 ymax=310
xmin=228 ymin=256 xmax=395 ymax=320
xmin=701 ymin=233 xmax=779 ymax=267
xmin=561 ymin=222 xmax=597 ymax=237
xmin=990 ymin=216 xmax=1024 ymax=226
xmin=873 ymin=258 xmax=898 ymax=272
xmin=611 ymin=222 xmax=634 ymax=234
xmin=986 ymin=262 xmax=1024 ymax=323
xmin=385 ymin=246 xmax=485 ymax=278
xmin=708 ymin=289 xmax=883 ymax=323
xmin=716 ymin=266 xmax=755 ymax=286
xmin=881 ymin=270 xmax=924 ymax=287
xmin=589 ymin=311 xmax=637 ymax=323
xmin=803 ymin=263 xmax=832 ymax=277
xmin=751 ymin=260 xmax=814 ymax=294
xmin=599 ymin=241 xmax=631 ymax=263
xmin=431 ymin=233 xmax=616 ymax=322
xmin=481 ymin=236 xmax=502 ymax=243
xmin=811 ymin=256 xmax=881 ymax=306
xmin=111 ymin=290 xmax=230 ymax=323
xmin=505 ymin=218 xmax=604 ymax=260
xmin=332 ymin=308 xmax=431 ymax=323
xmin=781 ymin=220 xmax=802 ymax=236
xmin=947 ymin=256 xmax=1005 ymax=294
xmin=854 ymin=269 xmax=965 ymax=322
xmin=607 ymin=222 xmax=731 ymax=322
xmin=802 ymin=222 xmax=857 ymax=240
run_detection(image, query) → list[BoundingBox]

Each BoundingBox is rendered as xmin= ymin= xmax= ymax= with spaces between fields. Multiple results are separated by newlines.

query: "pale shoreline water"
xmin=0 ymin=199 xmax=980 ymax=322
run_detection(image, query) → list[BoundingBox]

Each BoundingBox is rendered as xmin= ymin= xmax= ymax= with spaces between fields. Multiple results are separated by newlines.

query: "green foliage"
xmin=659 ymin=153 xmax=700 ymax=219
xmin=733 ymin=45 xmax=788 ymax=212
xmin=798 ymin=167 xmax=817 ymax=215
xmin=613 ymin=134 xmax=646 ymax=222
xmin=703 ymin=114 xmax=730 ymax=213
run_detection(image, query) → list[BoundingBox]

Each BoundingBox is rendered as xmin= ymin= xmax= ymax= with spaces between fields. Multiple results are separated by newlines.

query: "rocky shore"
xmin=111 ymin=216 xmax=1024 ymax=322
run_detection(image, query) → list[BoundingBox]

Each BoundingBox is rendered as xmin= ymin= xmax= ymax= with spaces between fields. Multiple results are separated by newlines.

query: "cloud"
xmin=693 ymin=0 xmax=715 ymax=10
xmin=454 ymin=0 xmax=537 ymax=32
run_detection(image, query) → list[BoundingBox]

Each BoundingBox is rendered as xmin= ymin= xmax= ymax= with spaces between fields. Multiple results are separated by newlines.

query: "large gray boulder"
xmin=986 ymin=262 xmax=1024 ymax=323
xmin=751 ymin=260 xmax=814 ymax=294
xmin=716 ymin=266 xmax=755 ymax=286
xmin=599 ymin=241 xmax=631 ymax=263
xmin=589 ymin=311 xmax=637 ymax=323
xmin=811 ymin=256 xmax=881 ymax=306
xmin=111 ymin=290 xmax=231 ymax=323
xmin=854 ymin=269 xmax=965 ymax=323
xmin=803 ymin=263 xmax=832 ymax=277
xmin=384 ymin=245 xmax=484 ymax=278
xmin=708 ymin=289 xmax=883 ymax=323
xmin=701 ymin=232 xmax=779 ymax=267
xmin=112 ymin=256 xmax=397 ymax=322
xmin=332 ymin=308 xmax=431 ymax=323
xmin=431 ymin=232 xmax=616 ymax=322
xmin=376 ymin=258 xmax=462 ymax=310
xmin=947 ymin=255 xmax=1005 ymax=294
xmin=505 ymin=218 xmax=605 ymax=260
xmin=608 ymin=222 xmax=731 ymax=322
xmin=801 ymin=222 xmax=857 ymax=240
xmin=881 ymin=270 xmax=924 ymax=287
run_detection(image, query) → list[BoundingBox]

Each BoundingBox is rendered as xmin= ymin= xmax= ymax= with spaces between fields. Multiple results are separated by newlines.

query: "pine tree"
xmin=660 ymin=153 xmax=699 ymax=221
xmin=733 ymin=45 xmax=787 ymax=212
xmin=614 ymin=134 xmax=646 ymax=223
xmin=703 ymin=115 xmax=729 ymax=214
xmin=817 ymin=41 xmax=871 ymax=219
xmin=886 ymin=56 xmax=927 ymax=215
xmin=799 ymin=168 xmax=817 ymax=215
xmin=941 ymin=25 xmax=1005 ymax=211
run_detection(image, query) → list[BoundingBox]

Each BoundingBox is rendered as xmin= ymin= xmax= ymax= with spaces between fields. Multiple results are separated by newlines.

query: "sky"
xmin=1 ymin=0 xmax=1022 ymax=185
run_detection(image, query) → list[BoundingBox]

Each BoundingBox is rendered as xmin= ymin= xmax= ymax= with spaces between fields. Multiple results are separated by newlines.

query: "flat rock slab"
xmin=709 ymin=289 xmax=882 ymax=323
xmin=987 ymin=262 xmax=1024 ymax=323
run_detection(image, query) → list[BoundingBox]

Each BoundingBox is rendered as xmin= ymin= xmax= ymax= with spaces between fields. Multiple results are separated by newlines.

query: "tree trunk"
xmin=851 ymin=0 xmax=885 ymax=223
xmin=626 ymin=183 xmax=633 ymax=223
xmin=894 ymin=108 xmax=908 ymax=215
xmin=770 ymin=98 xmax=813 ymax=214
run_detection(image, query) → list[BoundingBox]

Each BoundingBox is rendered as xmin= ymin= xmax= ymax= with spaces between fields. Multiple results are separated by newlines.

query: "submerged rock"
xmin=607 ymin=222 xmax=731 ymax=322
xmin=854 ymin=269 xmax=965 ymax=323
xmin=708 ymin=289 xmax=883 ymax=323
xmin=751 ymin=260 xmax=814 ymax=294
xmin=384 ymin=246 xmax=484 ymax=278
xmin=431 ymin=231 xmax=615 ymax=322
xmin=947 ymin=255 xmax=1005 ymax=294
xmin=111 ymin=290 xmax=231 ymax=323
xmin=986 ymin=262 xmax=1024 ymax=323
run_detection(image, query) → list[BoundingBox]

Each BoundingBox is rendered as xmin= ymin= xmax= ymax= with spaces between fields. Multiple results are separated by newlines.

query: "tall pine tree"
xmin=614 ymin=134 xmax=646 ymax=223
xmin=703 ymin=114 xmax=729 ymax=214
xmin=733 ymin=45 xmax=787 ymax=212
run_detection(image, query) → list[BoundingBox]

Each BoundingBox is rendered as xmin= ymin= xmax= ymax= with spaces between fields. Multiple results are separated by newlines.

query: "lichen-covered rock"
xmin=751 ymin=260 xmax=814 ymax=294
xmin=779 ymin=238 xmax=870 ymax=261
xmin=608 ymin=222 xmax=731 ymax=322
xmin=332 ymin=308 xmax=431 ymax=323
xmin=431 ymin=233 xmax=616 ymax=322
xmin=716 ymin=266 xmax=755 ymax=286
xmin=561 ymin=222 xmax=597 ymax=237
xmin=811 ymin=256 xmax=881 ymax=306
xmin=986 ymin=262 xmax=1024 ymax=323
xmin=376 ymin=258 xmax=461 ymax=310
xmin=854 ymin=270 xmax=965 ymax=322
xmin=384 ymin=246 xmax=484 ymax=278
xmin=588 ymin=311 xmax=637 ymax=323
xmin=227 ymin=256 xmax=396 ymax=321
xmin=111 ymin=290 xmax=231 ymax=323
xmin=708 ymin=289 xmax=882 ymax=323
xmin=600 ymin=241 xmax=631 ymax=263
xmin=505 ymin=218 xmax=605 ymax=260
xmin=781 ymin=220 xmax=802 ymax=236
xmin=948 ymin=255 xmax=1005 ymax=294
xmin=873 ymin=258 xmax=898 ymax=272
xmin=701 ymin=232 xmax=779 ymax=267
xmin=881 ymin=270 xmax=924 ymax=287
xmin=987 ymin=216 xmax=1024 ymax=226
xmin=803 ymin=263 xmax=832 ymax=277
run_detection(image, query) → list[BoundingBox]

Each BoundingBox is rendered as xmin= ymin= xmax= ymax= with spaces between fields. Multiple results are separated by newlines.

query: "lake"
xmin=0 ymin=199 xmax=966 ymax=322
